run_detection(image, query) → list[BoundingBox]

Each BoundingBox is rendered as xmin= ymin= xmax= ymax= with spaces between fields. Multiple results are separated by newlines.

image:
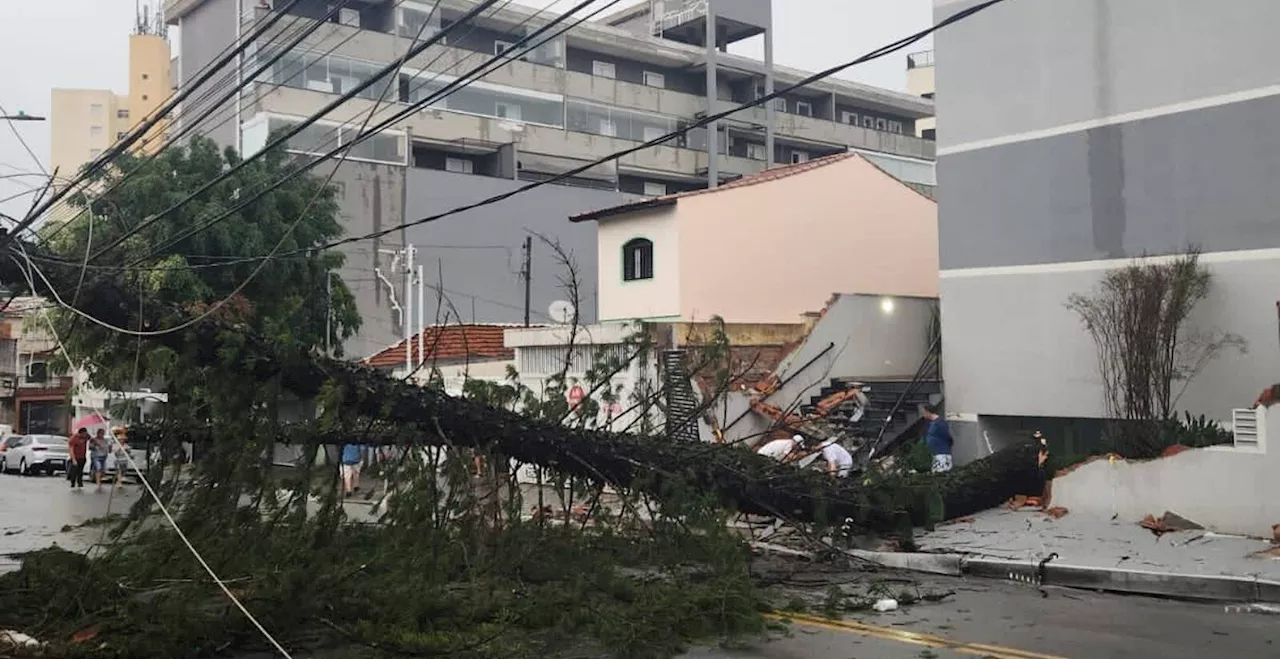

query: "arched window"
xmin=622 ymin=238 xmax=653 ymax=281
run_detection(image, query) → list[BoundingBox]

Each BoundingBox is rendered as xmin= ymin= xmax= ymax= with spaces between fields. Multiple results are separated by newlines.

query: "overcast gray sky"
xmin=0 ymin=0 xmax=930 ymax=221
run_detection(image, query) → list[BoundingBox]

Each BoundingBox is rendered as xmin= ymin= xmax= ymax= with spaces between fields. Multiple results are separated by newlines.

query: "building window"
xmin=622 ymin=238 xmax=653 ymax=281
xmin=25 ymin=361 xmax=47 ymax=383
xmin=592 ymin=61 xmax=616 ymax=79
xmin=771 ymin=97 xmax=786 ymax=112
xmin=90 ymin=125 xmax=103 ymax=137
xmin=494 ymin=40 xmax=513 ymax=56
xmin=790 ymin=151 xmax=809 ymax=165
xmin=794 ymin=101 xmax=812 ymax=117
xmin=142 ymin=94 xmax=149 ymax=101
xmin=90 ymin=103 xmax=103 ymax=117
xmin=598 ymin=118 xmax=617 ymax=137
xmin=841 ymin=111 xmax=858 ymax=125
xmin=117 ymin=109 xmax=129 ymax=119
xmin=876 ymin=118 xmax=887 ymax=131
xmin=922 ymin=128 xmax=936 ymax=140
xmin=495 ymin=102 xmax=521 ymax=121
xmin=643 ymin=181 xmax=666 ymax=196
xmin=643 ymin=71 xmax=665 ymax=88
xmin=445 ymin=157 xmax=474 ymax=174
xmin=861 ymin=116 xmax=875 ymax=129
xmin=746 ymin=143 xmax=767 ymax=161
xmin=141 ymin=73 xmax=150 ymax=80
xmin=886 ymin=120 xmax=903 ymax=134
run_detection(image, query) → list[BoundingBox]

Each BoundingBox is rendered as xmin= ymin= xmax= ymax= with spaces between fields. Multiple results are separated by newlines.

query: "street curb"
xmin=842 ymin=549 xmax=1280 ymax=604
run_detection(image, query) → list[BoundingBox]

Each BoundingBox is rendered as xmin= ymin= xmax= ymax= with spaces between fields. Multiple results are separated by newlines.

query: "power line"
xmin=27 ymin=2 xmax=368 ymax=245
xmin=136 ymin=0 xmax=1008 ymax=273
xmin=11 ymin=0 xmax=452 ymax=339
xmin=123 ymin=0 xmax=616 ymax=268
xmin=82 ymin=0 xmax=508 ymax=265
xmin=11 ymin=0 xmax=316 ymax=241
xmin=26 ymin=4 xmax=350 ymax=248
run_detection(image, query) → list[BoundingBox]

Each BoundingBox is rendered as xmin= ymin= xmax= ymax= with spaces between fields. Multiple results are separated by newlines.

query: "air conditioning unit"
xmin=339 ymin=7 xmax=360 ymax=27
xmin=1232 ymin=408 xmax=1266 ymax=451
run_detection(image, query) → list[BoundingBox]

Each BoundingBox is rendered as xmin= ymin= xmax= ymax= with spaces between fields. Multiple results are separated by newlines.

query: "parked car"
xmin=0 ymin=435 xmax=71 ymax=476
xmin=0 ymin=436 xmax=23 ymax=468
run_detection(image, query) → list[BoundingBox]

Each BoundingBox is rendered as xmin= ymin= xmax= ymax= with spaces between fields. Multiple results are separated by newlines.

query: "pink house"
xmin=571 ymin=152 xmax=939 ymax=324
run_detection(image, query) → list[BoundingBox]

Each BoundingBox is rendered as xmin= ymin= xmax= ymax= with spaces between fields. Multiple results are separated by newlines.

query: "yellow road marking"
xmin=767 ymin=612 xmax=1069 ymax=659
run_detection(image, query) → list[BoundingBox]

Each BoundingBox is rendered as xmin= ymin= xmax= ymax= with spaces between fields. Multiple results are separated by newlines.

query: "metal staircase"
xmin=661 ymin=349 xmax=702 ymax=442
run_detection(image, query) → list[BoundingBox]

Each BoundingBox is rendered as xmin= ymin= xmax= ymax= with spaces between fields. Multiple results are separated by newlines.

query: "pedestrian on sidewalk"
xmin=67 ymin=427 xmax=89 ymax=490
xmin=112 ymin=428 xmax=132 ymax=488
xmin=922 ymin=405 xmax=953 ymax=473
xmin=340 ymin=443 xmax=365 ymax=497
xmin=89 ymin=428 xmax=110 ymax=492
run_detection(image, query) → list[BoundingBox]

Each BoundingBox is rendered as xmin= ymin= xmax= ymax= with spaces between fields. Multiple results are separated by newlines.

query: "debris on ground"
xmin=1140 ymin=511 xmax=1205 ymax=537
xmin=0 ymin=630 xmax=40 ymax=648
xmin=1005 ymin=495 xmax=1044 ymax=510
xmin=940 ymin=516 xmax=975 ymax=526
xmin=872 ymin=598 xmax=899 ymax=612
xmin=1043 ymin=506 xmax=1069 ymax=519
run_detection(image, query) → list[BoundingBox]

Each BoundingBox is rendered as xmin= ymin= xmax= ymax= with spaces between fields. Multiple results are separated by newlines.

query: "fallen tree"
xmin=4 ymin=250 xmax=1044 ymax=529
xmin=0 ymin=242 xmax=1044 ymax=658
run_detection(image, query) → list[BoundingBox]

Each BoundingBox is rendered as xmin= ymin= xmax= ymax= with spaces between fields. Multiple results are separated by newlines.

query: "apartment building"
xmin=935 ymin=0 xmax=1280 ymax=462
xmin=163 ymin=0 xmax=937 ymax=356
xmin=49 ymin=8 xmax=172 ymax=181
xmin=905 ymin=50 xmax=934 ymax=139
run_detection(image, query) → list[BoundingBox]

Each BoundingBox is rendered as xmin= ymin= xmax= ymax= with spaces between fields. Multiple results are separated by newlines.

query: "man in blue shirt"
xmin=922 ymin=405 xmax=953 ymax=473
xmin=340 ymin=443 xmax=366 ymax=497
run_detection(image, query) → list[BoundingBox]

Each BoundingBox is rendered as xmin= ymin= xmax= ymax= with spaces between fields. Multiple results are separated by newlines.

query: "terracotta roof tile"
xmin=364 ymin=324 xmax=522 ymax=368
xmin=570 ymin=152 xmax=858 ymax=222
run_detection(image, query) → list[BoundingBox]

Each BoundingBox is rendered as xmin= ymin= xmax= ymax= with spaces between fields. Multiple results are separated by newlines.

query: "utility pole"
xmin=325 ymin=271 xmax=333 ymax=357
xmin=403 ymin=244 xmax=417 ymax=377
xmin=417 ymin=264 xmax=425 ymax=376
xmin=522 ymin=236 xmax=532 ymax=327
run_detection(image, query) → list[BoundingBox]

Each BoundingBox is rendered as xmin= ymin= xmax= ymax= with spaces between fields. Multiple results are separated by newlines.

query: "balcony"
xmin=907 ymin=50 xmax=935 ymax=70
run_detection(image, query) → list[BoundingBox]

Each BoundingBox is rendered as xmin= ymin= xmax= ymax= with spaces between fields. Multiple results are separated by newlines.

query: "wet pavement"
xmin=0 ymin=469 xmax=143 ymax=572
xmin=916 ymin=507 xmax=1280 ymax=581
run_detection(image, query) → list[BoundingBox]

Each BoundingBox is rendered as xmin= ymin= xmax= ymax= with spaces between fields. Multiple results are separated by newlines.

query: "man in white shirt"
xmin=819 ymin=440 xmax=854 ymax=478
xmin=757 ymin=435 xmax=802 ymax=462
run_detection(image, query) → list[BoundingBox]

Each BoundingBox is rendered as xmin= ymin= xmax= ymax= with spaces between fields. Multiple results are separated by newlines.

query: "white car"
xmin=0 ymin=435 xmax=72 ymax=476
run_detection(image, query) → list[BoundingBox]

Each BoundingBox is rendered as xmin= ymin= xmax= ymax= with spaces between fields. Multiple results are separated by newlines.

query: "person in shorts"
xmin=340 ymin=443 xmax=365 ymax=497
xmin=89 ymin=428 xmax=110 ymax=491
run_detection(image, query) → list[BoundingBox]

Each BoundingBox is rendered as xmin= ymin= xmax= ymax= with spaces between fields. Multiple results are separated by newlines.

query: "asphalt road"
xmin=3 ymin=473 xmax=1279 ymax=658
xmin=685 ymin=570 xmax=1280 ymax=659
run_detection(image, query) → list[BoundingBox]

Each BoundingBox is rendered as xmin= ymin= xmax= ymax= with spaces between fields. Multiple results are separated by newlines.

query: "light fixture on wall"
xmin=880 ymin=297 xmax=895 ymax=315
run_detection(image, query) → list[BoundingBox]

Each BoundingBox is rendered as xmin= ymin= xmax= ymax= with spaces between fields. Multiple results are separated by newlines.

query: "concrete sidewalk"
xmin=847 ymin=508 xmax=1280 ymax=604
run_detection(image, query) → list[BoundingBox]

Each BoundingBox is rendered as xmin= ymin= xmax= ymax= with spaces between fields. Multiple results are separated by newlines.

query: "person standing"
xmin=340 ymin=443 xmax=365 ymax=497
xmin=67 ymin=428 xmax=89 ymax=490
xmin=922 ymin=405 xmax=954 ymax=473
xmin=89 ymin=428 xmax=110 ymax=492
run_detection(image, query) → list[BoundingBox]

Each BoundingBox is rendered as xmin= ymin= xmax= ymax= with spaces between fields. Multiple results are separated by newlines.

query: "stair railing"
xmin=867 ymin=333 xmax=942 ymax=459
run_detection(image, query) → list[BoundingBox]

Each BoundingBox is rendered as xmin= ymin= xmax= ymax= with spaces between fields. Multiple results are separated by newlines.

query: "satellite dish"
xmin=548 ymin=300 xmax=576 ymax=324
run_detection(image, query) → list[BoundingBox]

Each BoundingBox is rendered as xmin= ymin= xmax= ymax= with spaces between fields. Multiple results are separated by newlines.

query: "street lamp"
xmin=0 ymin=111 xmax=45 ymax=122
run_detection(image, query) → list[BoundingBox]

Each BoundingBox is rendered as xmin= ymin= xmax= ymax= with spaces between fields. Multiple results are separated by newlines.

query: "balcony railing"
xmin=907 ymin=50 xmax=935 ymax=70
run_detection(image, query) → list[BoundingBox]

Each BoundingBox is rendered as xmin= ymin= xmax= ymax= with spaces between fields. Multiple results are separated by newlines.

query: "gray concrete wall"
xmin=934 ymin=0 xmax=1280 ymax=150
xmin=330 ymin=161 xmax=407 ymax=360
xmin=768 ymin=294 xmax=937 ymax=418
xmin=938 ymin=93 xmax=1280 ymax=270
xmin=176 ymin=0 xmax=238 ymax=149
xmin=402 ymin=169 xmax=640 ymax=326
xmin=935 ymin=0 xmax=1280 ymax=428
xmin=709 ymin=0 xmax=771 ymax=31
xmin=939 ymin=256 xmax=1279 ymax=425
xmin=1051 ymin=405 xmax=1279 ymax=536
